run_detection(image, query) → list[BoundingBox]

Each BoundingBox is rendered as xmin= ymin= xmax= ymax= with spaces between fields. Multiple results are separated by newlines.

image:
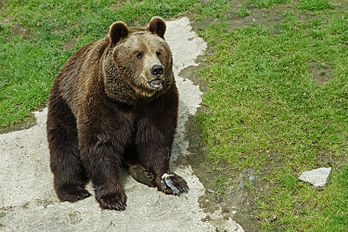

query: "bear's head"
xmin=102 ymin=17 xmax=174 ymax=104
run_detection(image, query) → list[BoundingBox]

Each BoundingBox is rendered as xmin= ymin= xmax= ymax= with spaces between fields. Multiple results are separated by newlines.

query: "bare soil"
xmin=310 ymin=61 xmax=333 ymax=85
xmin=0 ymin=0 xmax=9 ymax=9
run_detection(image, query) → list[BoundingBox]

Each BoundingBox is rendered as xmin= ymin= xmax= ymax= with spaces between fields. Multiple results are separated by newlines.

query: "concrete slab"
xmin=0 ymin=17 xmax=244 ymax=232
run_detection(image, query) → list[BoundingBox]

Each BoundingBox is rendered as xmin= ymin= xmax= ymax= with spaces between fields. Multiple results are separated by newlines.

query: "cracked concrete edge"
xmin=0 ymin=17 xmax=244 ymax=232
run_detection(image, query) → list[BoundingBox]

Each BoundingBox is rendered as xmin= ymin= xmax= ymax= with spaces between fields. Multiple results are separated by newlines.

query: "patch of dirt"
xmin=35 ymin=199 xmax=55 ymax=208
xmin=63 ymin=38 xmax=79 ymax=51
xmin=1 ymin=2 xmax=32 ymax=41
xmin=53 ymin=23 xmax=80 ymax=36
xmin=0 ymin=0 xmax=9 ymax=9
xmin=0 ymin=116 xmax=37 ymax=134
xmin=113 ymin=0 xmax=130 ymax=10
xmin=310 ymin=61 xmax=333 ymax=85
xmin=67 ymin=210 xmax=83 ymax=225
xmin=8 ymin=23 xmax=32 ymax=41
xmin=226 ymin=6 xmax=284 ymax=31
xmin=191 ymin=1 xmax=287 ymax=33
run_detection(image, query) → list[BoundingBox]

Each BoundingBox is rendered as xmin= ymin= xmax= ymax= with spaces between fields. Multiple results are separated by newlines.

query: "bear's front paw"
xmin=57 ymin=185 xmax=91 ymax=202
xmin=95 ymin=186 xmax=127 ymax=211
xmin=156 ymin=173 xmax=189 ymax=195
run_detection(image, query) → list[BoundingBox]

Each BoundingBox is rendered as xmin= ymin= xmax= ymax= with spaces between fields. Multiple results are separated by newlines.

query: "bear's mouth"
xmin=148 ymin=79 xmax=163 ymax=89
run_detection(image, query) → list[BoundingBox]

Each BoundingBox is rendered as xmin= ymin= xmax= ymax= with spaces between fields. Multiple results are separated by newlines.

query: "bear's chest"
xmin=103 ymin=102 xmax=152 ymax=132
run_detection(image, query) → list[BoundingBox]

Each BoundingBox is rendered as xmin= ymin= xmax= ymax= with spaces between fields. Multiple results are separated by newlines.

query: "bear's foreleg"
xmin=136 ymin=141 xmax=188 ymax=195
xmin=47 ymin=94 xmax=91 ymax=202
xmin=79 ymin=137 xmax=127 ymax=210
xmin=136 ymin=115 xmax=188 ymax=195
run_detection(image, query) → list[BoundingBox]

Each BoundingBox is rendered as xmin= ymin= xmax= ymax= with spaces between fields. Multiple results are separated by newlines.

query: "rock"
xmin=299 ymin=167 xmax=332 ymax=188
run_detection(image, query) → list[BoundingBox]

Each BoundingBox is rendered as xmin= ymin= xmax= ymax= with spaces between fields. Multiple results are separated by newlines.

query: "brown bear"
xmin=46 ymin=17 xmax=188 ymax=211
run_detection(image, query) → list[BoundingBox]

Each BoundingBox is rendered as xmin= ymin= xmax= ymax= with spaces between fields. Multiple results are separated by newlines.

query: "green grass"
xmin=0 ymin=0 xmax=200 ymax=128
xmin=246 ymin=0 xmax=289 ymax=8
xmin=298 ymin=0 xmax=334 ymax=11
xmin=1 ymin=0 xmax=347 ymax=231
xmin=198 ymin=1 xmax=348 ymax=231
xmin=239 ymin=7 xmax=251 ymax=17
xmin=215 ymin=175 xmax=228 ymax=194
xmin=0 ymin=0 xmax=230 ymax=129
xmin=194 ymin=0 xmax=231 ymax=20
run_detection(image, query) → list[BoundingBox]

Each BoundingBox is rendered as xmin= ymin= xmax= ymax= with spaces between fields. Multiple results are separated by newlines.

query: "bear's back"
xmin=55 ymin=38 xmax=110 ymax=116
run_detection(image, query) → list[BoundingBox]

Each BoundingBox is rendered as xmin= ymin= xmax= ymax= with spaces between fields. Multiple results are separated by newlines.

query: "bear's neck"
xmin=102 ymin=49 xmax=137 ymax=105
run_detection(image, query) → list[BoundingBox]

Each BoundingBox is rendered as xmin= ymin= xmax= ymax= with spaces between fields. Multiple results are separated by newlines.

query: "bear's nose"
xmin=151 ymin=65 xmax=163 ymax=76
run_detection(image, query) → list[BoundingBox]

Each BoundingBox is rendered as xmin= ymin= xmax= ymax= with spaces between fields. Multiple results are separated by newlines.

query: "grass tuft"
xmin=298 ymin=0 xmax=334 ymax=11
xmin=246 ymin=0 xmax=289 ymax=8
xmin=239 ymin=7 xmax=251 ymax=17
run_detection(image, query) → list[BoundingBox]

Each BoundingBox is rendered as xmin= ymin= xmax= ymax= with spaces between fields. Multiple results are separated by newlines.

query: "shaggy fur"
xmin=47 ymin=17 xmax=188 ymax=211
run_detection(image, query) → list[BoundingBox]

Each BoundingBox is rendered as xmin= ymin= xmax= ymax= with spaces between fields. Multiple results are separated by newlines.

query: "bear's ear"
xmin=147 ymin=16 xmax=166 ymax=39
xmin=109 ymin=21 xmax=129 ymax=46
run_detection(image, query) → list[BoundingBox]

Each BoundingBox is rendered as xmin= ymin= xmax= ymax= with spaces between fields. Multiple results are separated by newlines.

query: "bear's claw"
xmin=159 ymin=173 xmax=189 ymax=195
xmin=97 ymin=193 xmax=127 ymax=211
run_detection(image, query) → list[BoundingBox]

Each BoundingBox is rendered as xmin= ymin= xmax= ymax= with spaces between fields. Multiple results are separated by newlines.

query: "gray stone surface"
xmin=0 ymin=17 xmax=244 ymax=232
xmin=299 ymin=167 xmax=332 ymax=188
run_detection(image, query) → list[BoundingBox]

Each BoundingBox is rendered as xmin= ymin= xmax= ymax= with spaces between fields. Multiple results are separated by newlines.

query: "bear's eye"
xmin=136 ymin=52 xmax=143 ymax=60
xmin=156 ymin=51 xmax=161 ymax=57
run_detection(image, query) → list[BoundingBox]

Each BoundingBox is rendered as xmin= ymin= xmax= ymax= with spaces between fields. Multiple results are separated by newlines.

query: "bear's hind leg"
xmin=124 ymin=147 xmax=155 ymax=187
xmin=126 ymin=160 xmax=155 ymax=187
xmin=47 ymin=94 xmax=91 ymax=202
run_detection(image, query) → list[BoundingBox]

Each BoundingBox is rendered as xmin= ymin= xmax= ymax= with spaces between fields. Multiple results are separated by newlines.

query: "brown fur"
xmin=47 ymin=17 xmax=188 ymax=210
